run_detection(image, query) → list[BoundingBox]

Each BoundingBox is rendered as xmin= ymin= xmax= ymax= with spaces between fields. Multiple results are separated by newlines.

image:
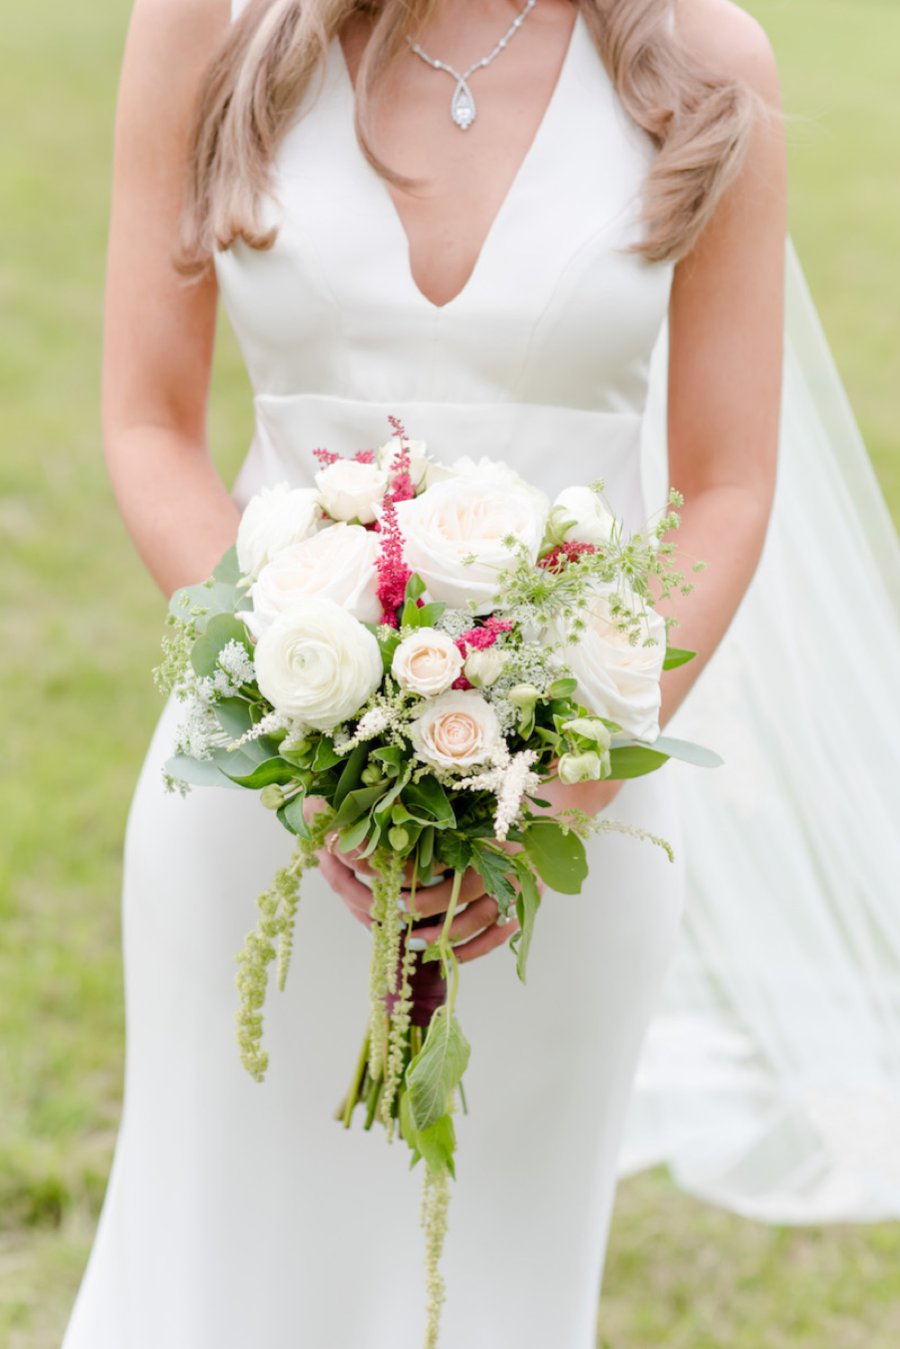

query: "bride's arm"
xmin=547 ymin=0 xmax=786 ymax=818
xmin=659 ymin=0 xmax=786 ymax=722
xmin=103 ymin=0 xmax=237 ymax=598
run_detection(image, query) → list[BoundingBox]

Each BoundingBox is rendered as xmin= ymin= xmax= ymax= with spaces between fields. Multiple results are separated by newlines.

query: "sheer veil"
xmin=622 ymin=239 xmax=900 ymax=1222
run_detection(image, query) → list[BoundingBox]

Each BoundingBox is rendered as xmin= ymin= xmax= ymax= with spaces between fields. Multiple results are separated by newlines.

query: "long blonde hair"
xmin=178 ymin=0 xmax=754 ymax=275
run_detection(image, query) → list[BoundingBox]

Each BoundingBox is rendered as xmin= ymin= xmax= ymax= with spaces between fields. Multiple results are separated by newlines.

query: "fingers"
xmin=401 ymin=867 xmax=488 ymax=919
xmin=454 ymin=915 xmax=520 ymax=964
xmin=316 ymin=850 xmax=374 ymax=929
xmin=413 ymin=895 xmax=499 ymax=949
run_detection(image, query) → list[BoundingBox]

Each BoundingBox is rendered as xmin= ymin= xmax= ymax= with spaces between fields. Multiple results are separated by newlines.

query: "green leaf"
xmin=163 ymin=754 xmax=240 ymax=789
xmin=214 ymin=697 xmax=254 ymax=741
xmin=547 ymin=676 xmax=577 ymax=699
xmin=436 ymin=833 xmax=472 ymax=875
xmin=224 ymin=756 xmax=297 ymax=789
xmin=415 ymin=1113 xmax=457 ymax=1179
xmin=511 ymin=862 xmax=542 ymax=983
xmin=644 ymin=735 xmax=723 ymax=769
xmin=212 ymin=544 xmax=242 ymax=586
xmin=190 ymin=612 xmax=253 ymax=679
xmin=607 ymin=745 xmax=670 ymax=779
xmin=522 ymin=821 xmax=588 ymax=895
xmin=405 ymin=572 xmax=427 ymax=603
xmin=407 ymin=1006 xmax=471 ymax=1133
xmin=663 ymin=646 xmax=696 ymax=672
xmin=403 ymin=777 xmax=456 ymax=828
xmin=329 ymin=784 xmax=387 ymax=833
xmin=277 ymin=792 xmax=310 ymax=839
xmin=312 ymin=737 xmax=343 ymax=772
xmin=470 ymin=843 xmax=518 ymax=916
xmin=338 ymin=814 xmax=371 ymax=853
xmin=333 ymin=743 xmax=369 ymax=809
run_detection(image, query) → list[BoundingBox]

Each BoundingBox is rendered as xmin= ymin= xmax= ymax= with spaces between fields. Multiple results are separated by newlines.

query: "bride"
xmin=63 ymin=0 xmax=900 ymax=1345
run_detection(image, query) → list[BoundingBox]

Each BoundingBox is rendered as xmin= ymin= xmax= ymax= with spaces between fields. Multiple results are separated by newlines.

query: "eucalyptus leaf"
xmin=163 ymin=754 xmax=239 ymax=789
xmin=407 ymin=1005 xmax=471 ymax=1133
xmin=522 ymin=821 xmax=587 ymax=895
xmin=214 ymin=697 xmax=254 ymax=741
xmin=190 ymin=613 xmax=253 ymax=679
xmin=645 ymin=735 xmax=723 ymax=768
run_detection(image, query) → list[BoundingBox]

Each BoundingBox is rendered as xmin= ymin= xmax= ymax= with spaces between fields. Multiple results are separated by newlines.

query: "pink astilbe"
xmin=385 ymin=415 xmax=416 ymax=504
xmin=353 ymin=449 xmax=376 ymax=464
xmin=375 ymin=493 xmax=411 ymax=627
xmin=312 ymin=447 xmax=340 ymax=468
xmin=538 ymin=540 xmax=598 ymax=574
xmin=454 ymin=616 xmax=514 ymax=661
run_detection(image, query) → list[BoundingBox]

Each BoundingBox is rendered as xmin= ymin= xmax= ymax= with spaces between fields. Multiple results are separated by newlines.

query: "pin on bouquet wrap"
xmin=155 ymin=418 xmax=720 ymax=1349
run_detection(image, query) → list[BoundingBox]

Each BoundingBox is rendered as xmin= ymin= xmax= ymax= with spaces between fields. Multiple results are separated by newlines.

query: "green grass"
xmin=0 ymin=1 xmax=897 ymax=1344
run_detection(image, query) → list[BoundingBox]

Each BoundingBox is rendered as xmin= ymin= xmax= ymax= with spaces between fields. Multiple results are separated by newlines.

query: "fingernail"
xmin=397 ymin=896 xmax=407 ymax=913
xmin=407 ymin=937 xmax=427 ymax=952
xmin=396 ymin=918 xmax=406 ymax=932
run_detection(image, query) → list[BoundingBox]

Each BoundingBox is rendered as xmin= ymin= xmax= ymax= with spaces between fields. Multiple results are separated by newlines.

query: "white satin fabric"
xmin=64 ymin=15 xmax=688 ymax=1348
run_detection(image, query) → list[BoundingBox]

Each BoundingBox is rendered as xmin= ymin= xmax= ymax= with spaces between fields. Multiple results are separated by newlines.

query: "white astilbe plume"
xmin=217 ymin=639 xmax=255 ymax=688
xmin=459 ymin=747 xmax=541 ymax=840
xmin=226 ymin=709 xmax=292 ymax=750
xmin=334 ymin=705 xmax=394 ymax=752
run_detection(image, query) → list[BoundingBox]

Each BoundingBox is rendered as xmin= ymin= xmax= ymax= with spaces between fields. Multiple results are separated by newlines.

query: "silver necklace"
xmin=406 ymin=0 xmax=539 ymax=132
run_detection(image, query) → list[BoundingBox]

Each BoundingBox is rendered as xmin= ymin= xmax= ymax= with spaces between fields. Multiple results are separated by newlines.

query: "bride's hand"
xmin=307 ymin=797 xmax=520 ymax=962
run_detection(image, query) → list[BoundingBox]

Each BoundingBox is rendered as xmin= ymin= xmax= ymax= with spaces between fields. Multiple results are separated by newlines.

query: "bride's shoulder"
xmin=674 ymin=0 xmax=781 ymax=100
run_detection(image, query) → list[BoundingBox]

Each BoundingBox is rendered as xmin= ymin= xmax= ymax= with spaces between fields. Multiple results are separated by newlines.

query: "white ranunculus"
xmin=550 ymin=485 xmax=616 ymax=548
xmin=463 ymin=646 xmax=506 ymax=688
xmin=409 ymin=689 xmax=503 ymax=771
xmin=391 ymin=628 xmax=463 ymax=697
xmin=376 ymin=437 xmax=430 ymax=488
xmin=254 ymin=597 xmax=383 ymax=730
xmin=245 ymin=523 xmax=381 ymax=638
xmin=395 ymin=476 xmax=548 ymax=614
xmin=236 ymin=483 xmax=321 ymax=579
xmin=549 ymin=584 xmax=666 ymax=742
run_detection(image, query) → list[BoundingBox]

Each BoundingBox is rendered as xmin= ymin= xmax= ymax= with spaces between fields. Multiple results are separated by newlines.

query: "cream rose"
xmin=236 ymin=483 xmax=321 ymax=579
xmin=315 ymin=459 xmax=388 ymax=524
xmin=253 ymin=597 xmax=383 ymax=730
xmin=463 ymin=646 xmax=506 ymax=688
xmin=550 ymin=485 xmax=616 ymax=548
xmin=391 ymin=628 xmax=463 ymax=697
xmin=548 ymin=584 xmax=666 ymax=742
xmin=376 ymin=437 xmax=430 ymax=488
xmin=394 ymin=476 xmax=548 ymax=614
xmin=245 ymin=523 xmax=381 ymax=638
xmin=409 ymin=689 xmax=503 ymax=771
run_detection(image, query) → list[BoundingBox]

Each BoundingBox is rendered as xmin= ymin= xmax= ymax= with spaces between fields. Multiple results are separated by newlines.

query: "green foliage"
xmin=189 ymin=613 xmax=252 ymax=679
xmin=407 ymin=1006 xmax=471 ymax=1134
xmin=522 ymin=820 xmax=588 ymax=894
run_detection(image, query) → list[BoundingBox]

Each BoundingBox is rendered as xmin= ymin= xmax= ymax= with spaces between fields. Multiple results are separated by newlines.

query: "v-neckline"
xmin=334 ymin=11 xmax=583 ymax=313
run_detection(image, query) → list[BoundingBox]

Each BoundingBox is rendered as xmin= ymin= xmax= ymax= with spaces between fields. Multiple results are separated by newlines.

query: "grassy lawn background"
xmin=0 ymin=1 xmax=897 ymax=1345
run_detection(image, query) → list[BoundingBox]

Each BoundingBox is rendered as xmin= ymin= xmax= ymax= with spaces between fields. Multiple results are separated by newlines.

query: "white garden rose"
xmin=550 ymin=485 xmax=616 ymax=548
xmin=315 ymin=459 xmax=388 ymax=524
xmin=253 ymin=597 xmax=383 ymax=730
xmin=245 ymin=523 xmax=381 ymax=638
xmin=391 ymin=628 xmax=463 ymax=697
xmin=376 ymin=437 xmax=430 ymax=488
xmin=236 ymin=483 xmax=321 ymax=579
xmin=409 ymin=689 xmax=503 ymax=771
xmin=548 ymin=584 xmax=666 ymax=742
xmin=395 ymin=476 xmax=548 ymax=614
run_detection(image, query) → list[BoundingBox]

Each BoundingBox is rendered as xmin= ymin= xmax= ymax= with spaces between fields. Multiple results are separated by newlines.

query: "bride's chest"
xmin=214 ymin=27 xmax=674 ymax=409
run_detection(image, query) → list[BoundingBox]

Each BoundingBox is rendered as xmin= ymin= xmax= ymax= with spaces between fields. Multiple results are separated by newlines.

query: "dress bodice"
xmin=215 ymin=10 xmax=674 ymax=523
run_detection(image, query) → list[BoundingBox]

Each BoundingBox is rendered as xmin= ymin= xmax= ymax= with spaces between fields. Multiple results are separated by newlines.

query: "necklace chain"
xmin=406 ymin=0 xmax=539 ymax=131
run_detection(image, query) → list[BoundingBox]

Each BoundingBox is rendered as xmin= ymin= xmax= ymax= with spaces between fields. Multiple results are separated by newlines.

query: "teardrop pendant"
xmin=450 ymin=80 xmax=476 ymax=131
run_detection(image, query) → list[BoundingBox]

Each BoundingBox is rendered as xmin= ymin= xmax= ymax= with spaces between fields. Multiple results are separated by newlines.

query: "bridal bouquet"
xmin=155 ymin=419 xmax=716 ymax=1347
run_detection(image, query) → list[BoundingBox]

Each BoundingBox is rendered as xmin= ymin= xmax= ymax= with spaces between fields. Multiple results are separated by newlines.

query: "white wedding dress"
xmin=63 ymin=6 xmax=900 ymax=1348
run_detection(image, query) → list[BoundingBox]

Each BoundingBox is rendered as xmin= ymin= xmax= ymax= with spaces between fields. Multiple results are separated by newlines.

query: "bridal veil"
xmin=626 ymin=239 xmax=900 ymax=1223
